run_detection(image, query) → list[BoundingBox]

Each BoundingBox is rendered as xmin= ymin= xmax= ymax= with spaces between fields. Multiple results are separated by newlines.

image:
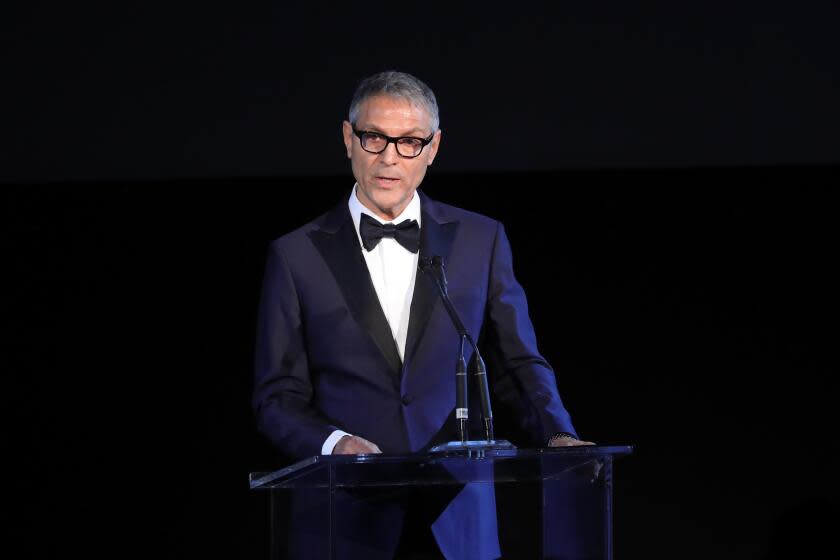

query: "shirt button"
xmin=401 ymin=394 xmax=414 ymax=406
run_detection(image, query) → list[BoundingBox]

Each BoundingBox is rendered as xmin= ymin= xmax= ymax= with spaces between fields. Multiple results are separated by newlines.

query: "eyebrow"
xmin=359 ymin=125 xmax=428 ymax=137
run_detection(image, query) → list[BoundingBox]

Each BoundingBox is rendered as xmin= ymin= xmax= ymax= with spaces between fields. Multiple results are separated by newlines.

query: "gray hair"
xmin=348 ymin=71 xmax=440 ymax=132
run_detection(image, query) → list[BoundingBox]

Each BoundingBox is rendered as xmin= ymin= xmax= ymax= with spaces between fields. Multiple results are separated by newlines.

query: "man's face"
xmin=342 ymin=95 xmax=441 ymax=221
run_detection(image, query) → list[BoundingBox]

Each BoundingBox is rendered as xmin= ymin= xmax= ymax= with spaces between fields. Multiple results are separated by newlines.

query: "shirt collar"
xmin=348 ymin=183 xmax=422 ymax=242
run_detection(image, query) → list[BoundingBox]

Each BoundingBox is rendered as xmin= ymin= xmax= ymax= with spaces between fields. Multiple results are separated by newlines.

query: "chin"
xmin=374 ymin=192 xmax=406 ymax=208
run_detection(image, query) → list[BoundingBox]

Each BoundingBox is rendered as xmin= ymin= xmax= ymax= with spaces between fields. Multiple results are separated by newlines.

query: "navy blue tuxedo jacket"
xmin=254 ymin=191 xmax=576 ymax=460
xmin=253 ymin=191 xmax=579 ymax=558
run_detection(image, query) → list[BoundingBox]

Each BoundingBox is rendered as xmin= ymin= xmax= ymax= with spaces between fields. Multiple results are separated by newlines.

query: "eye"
xmin=397 ymin=137 xmax=423 ymax=147
xmin=361 ymin=133 xmax=387 ymax=150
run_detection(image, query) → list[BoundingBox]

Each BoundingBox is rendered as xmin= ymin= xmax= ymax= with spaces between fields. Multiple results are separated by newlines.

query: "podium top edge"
xmin=249 ymin=444 xmax=633 ymax=489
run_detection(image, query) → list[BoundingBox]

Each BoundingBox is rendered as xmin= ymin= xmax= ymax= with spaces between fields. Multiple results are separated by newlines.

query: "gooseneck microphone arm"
xmin=419 ymin=256 xmax=495 ymax=442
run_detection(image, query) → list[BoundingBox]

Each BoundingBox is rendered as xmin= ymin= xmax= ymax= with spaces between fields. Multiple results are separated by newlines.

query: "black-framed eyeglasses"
xmin=352 ymin=127 xmax=434 ymax=158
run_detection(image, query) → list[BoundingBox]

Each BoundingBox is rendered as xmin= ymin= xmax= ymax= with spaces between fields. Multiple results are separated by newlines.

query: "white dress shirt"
xmin=321 ymin=185 xmax=422 ymax=454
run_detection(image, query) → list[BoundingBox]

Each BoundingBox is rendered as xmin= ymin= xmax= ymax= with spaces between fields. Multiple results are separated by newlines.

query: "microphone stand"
xmin=420 ymin=256 xmax=514 ymax=455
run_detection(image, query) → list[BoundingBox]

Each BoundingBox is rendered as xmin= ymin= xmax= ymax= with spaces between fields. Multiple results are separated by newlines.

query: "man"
xmin=254 ymin=71 xmax=592 ymax=559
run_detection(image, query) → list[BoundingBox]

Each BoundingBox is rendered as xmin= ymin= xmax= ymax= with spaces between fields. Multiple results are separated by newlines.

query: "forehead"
xmin=355 ymin=95 xmax=432 ymax=133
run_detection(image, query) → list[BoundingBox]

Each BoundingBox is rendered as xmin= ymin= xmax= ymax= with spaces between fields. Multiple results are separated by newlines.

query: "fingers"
xmin=549 ymin=437 xmax=597 ymax=447
xmin=334 ymin=435 xmax=382 ymax=455
xmin=363 ymin=438 xmax=383 ymax=454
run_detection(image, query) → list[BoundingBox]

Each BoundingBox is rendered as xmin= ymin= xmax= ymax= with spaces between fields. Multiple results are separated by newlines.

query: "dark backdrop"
xmin=3 ymin=2 xmax=840 ymax=182
xmin=5 ymin=2 xmax=840 ymax=559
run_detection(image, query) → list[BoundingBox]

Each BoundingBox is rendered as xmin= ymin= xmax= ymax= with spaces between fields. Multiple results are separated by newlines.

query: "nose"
xmin=379 ymin=141 xmax=400 ymax=164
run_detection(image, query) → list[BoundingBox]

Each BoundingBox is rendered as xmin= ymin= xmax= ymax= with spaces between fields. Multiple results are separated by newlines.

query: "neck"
xmin=357 ymin=190 xmax=415 ymax=222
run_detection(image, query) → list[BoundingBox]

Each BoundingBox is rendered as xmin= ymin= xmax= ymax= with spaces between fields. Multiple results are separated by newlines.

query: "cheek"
xmin=351 ymin=154 xmax=371 ymax=175
xmin=407 ymin=162 xmax=428 ymax=183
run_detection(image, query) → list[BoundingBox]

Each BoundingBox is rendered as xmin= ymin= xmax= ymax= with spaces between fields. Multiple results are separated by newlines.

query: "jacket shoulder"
xmin=267 ymin=206 xmax=344 ymax=254
xmin=424 ymin=197 xmax=501 ymax=234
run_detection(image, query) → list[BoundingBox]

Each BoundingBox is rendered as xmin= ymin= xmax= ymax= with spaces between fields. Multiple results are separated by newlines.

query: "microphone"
xmin=419 ymin=257 xmax=468 ymax=442
xmin=420 ymin=256 xmax=510 ymax=451
xmin=420 ymin=256 xmax=466 ymax=337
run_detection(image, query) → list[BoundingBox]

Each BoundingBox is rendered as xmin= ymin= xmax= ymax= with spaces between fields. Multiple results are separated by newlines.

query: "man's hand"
xmin=547 ymin=434 xmax=596 ymax=447
xmin=547 ymin=434 xmax=601 ymax=482
xmin=333 ymin=435 xmax=382 ymax=455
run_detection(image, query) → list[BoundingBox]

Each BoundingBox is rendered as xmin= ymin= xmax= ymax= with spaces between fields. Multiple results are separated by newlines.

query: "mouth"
xmin=374 ymin=176 xmax=400 ymax=187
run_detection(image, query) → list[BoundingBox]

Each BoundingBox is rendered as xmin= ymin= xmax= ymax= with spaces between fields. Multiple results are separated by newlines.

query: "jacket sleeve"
xmin=482 ymin=222 xmax=578 ymax=446
xmin=252 ymin=240 xmax=339 ymax=460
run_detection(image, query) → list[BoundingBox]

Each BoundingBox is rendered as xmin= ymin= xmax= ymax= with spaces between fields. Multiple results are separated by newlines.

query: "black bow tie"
xmin=359 ymin=213 xmax=420 ymax=253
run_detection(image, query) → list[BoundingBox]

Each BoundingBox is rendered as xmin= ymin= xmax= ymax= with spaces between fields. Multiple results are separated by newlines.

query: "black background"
xmin=5 ymin=2 xmax=839 ymax=559
xmin=4 ymin=2 xmax=840 ymax=182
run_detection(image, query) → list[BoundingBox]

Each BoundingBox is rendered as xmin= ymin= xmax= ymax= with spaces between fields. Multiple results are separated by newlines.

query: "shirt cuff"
xmin=321 ymin=430 xmax=352 ymax=455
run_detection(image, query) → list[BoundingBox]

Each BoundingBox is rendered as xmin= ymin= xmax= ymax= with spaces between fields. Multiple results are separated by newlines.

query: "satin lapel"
xmin=404 ymin=196 xmax=459 ymax=366
xmin=308 ymin=203 xmax=403 ymax=377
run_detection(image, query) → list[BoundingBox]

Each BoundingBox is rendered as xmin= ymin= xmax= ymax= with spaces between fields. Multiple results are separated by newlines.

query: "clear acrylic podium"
xmin=250 ymin=445 xmax=632 ymax=560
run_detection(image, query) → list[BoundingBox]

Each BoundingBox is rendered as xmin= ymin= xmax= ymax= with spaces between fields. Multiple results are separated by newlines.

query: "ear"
xmin=342 ymin=121 xmax=354 ymax=159
xmin=425 ymin=129 xmax=442 ymax=166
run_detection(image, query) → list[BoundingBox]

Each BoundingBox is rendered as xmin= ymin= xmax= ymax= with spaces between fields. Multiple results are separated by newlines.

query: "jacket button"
xmin=401 ymin=394 xmax=414 ymax=406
